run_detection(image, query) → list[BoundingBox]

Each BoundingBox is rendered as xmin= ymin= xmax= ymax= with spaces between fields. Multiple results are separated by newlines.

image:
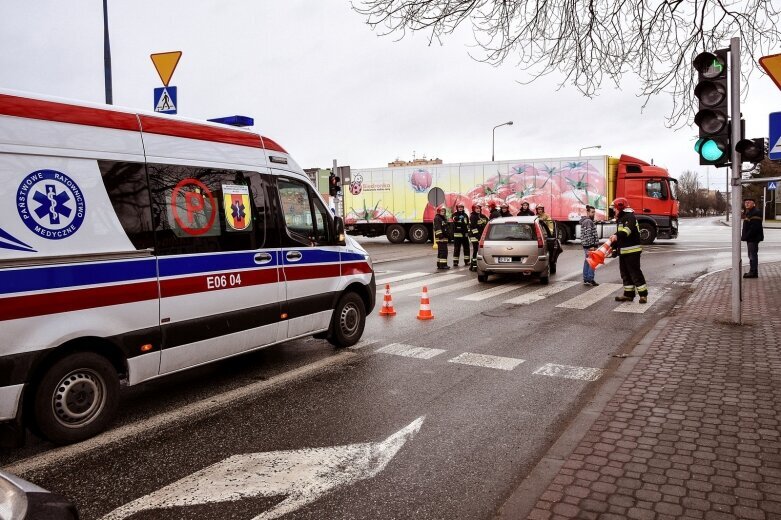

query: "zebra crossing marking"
xmin=614 ymin=287 xmax=670 ymax=313
xmin=457 ymin=281 xmax=528 ymax=301
xmin=533 ymin=363 xmax=604 ymax=382
xmin=348 ymin=338 xmax=379 ymax=350
xmin=375 ymin=343 xmax=446 ymax=359
xmin=391 ymin=273 xmax=465 ymax=293
xmin=419 ymin=279 xmax=481 ymax=297
xmin=556 ymin=283 xmax=623 ymax=309
xmin=448 ymin=352 xmax=525 ymax=371
xmin=503 ymin=281 xmax=578 ymax=305
xmin=375 ymin=272 xmax=428 ymax=285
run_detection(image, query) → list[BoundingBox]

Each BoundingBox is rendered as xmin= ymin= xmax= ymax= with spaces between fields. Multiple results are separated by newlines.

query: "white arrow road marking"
xmin=101 ymin=417 xmax=425 ymax=520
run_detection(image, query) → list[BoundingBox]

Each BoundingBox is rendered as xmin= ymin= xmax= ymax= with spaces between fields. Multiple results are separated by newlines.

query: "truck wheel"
xmin=639 ymin=223 xmax=657 ymax=245
xmin=408 ymin=224 xmax=429 ymax=244
xmin=386 ymin=225 xmax=406 ymax=244
xmin=328 ymin=292 xmax=366 ymax=348
xmin=556 ymin=225 xmax=569 ymax=243
xmin=31 ymin=352 xmax=119 ymax=445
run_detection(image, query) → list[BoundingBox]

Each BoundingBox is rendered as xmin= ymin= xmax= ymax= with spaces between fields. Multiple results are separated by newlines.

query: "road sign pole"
xmin=102 ymin=0 xmax=113 ymax=105
xmin=730 ymin=37 xmax=742 ymax=325
xmin=764 ymin=186 xmax=767 ymax=221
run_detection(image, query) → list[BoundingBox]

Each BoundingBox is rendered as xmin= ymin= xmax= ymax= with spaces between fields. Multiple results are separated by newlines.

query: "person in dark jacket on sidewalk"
xmin=580 ymin=205 xmax=599 ymax=286
xmin=741 ymin=198 xmax=764 ymax=278
xmin=609 ymin=198 xmax=648 ymax=303
xmin=468 ymin=203 xmax=488 ymax=271
xmin=433 ymin=206 xmax=451 ymax=270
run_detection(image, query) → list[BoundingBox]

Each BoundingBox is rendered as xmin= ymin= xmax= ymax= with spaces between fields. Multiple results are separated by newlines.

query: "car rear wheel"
xmin=386 ymin=224 xmax=406 ymax=244
xmin=477 ymin=271 xmax=489 ymax=283
xmin=31 ymin=352 xmax=119 ymax=445
xmin=539 ymin=266 xmax=550 ymax=285
xmin=408 ymin=224 xmax=429 ymax=244
xmin=327 ymin=292 xmax=366 ymax=348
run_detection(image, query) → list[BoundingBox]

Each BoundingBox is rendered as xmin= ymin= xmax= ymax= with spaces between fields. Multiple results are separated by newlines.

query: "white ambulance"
xmin=0 ymin=90 xmax=376 ymax=445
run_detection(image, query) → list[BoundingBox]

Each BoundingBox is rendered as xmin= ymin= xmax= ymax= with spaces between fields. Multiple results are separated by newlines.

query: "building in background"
xmin=388 ymin=157 xmax=443 ymax=168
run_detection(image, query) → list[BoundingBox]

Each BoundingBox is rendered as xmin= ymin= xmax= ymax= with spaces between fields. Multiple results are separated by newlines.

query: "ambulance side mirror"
xmin=333 ymin=216 xmax=346 ymax=246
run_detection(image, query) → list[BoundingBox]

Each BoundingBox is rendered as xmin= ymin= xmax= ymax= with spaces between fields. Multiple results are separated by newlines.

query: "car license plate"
xmin=498 ymin=256 xmax=512 ymax=263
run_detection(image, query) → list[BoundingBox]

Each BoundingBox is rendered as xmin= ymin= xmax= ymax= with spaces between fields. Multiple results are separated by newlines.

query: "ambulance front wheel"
xmin=31 ymin=352 xmax=119 ymax=445
xmin=328 ymin=292 xmax=366 ymax=348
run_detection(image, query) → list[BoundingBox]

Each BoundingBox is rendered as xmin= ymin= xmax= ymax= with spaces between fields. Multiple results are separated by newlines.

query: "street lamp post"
xmin=492 ymin=121 xmax=513 ymax=162
xmin=579 ymin=145 xmax=601 ymax=157
xmin=103 ymin=0 xmax=113 ymax=105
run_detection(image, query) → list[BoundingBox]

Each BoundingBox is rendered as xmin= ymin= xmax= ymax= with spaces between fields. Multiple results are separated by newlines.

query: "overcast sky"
xmin=1 ymin=0 xmax=778 ymax=191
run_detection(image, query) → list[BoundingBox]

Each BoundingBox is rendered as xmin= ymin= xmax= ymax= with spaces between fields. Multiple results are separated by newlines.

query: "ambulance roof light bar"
xmin=207 ymin=115 xmax=254 ymax=127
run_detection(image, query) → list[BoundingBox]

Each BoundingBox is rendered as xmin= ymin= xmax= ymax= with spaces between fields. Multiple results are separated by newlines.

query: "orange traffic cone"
xmin=416 ymin=286 xmax=434 ymax=320
xmin=379 ymin=283 xmax=396 ymax=316
xmin=587 ymin=241 xmax=613 ymax=270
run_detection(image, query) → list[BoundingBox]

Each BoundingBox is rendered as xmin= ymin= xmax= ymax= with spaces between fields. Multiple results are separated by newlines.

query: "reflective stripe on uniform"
xmin=620 ymin=246 xmax=642 ymax=254
xmin=617 ymin=226 xmax=631 ymax=235
xmin=453 ymin=233 xmax=464 ymax=238
xmin=636 ymin=284 xmax=648 ymax=292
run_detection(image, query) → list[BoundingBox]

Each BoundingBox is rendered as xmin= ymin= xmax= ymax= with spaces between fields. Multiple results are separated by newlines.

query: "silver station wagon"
xmin=475 ymin=217 xmax=562 ymax=284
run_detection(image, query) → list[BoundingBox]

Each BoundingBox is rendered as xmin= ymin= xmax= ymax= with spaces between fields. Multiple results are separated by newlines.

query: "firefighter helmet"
xmin=437 ymin=205 xmax=447 ymax=213
xmin=613 ymin=197 xmax=629 ymax=211
xmin=472 ymin=202 xmax=482 ymax=211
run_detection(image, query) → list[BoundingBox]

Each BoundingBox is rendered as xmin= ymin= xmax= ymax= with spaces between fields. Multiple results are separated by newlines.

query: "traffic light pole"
xmin=730 ymin=37 xmax=742 ymax=324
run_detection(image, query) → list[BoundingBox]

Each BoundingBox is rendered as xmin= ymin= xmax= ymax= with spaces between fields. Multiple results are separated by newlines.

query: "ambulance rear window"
xmin=99 ymin=161 xmax=155 ymax=250
xmin=148 ymin=164 xmax=267 ymax=255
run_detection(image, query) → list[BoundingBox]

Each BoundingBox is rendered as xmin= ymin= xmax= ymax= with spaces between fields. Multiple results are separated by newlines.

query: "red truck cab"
xmin=614 ymin=155 xmax=679 ymax=243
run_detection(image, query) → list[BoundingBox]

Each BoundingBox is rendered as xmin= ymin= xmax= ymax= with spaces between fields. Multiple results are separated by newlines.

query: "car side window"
xmin=148 ymin=164 xmax=266 ymax=255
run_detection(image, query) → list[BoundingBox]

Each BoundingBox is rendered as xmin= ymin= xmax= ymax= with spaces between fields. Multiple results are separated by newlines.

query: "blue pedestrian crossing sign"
xmin=153 ymin=86 xmax=177 ymax=115
xmin=770 ymin=112 xmax=781 ymax=160
xmin=769 ymin=181 xmax=778 ymax=191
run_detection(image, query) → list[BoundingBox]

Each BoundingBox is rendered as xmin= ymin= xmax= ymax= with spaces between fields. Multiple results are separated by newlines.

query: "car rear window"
xmin=487 ymin=223 xmax=535 ymax=241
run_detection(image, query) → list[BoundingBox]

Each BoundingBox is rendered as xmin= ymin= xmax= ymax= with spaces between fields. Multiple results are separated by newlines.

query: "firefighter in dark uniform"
xmin=433 ymin=205 xmax=451 ymax=270
xmin=469 ymin=203 xmax=488 ymax=271
xmin=489 ymin=202 xmax=500 ymax=220
xmin=451 ymin=203 xmax=471 ymax=267
xmin=609 ymin=197 xmax=648 ymax=303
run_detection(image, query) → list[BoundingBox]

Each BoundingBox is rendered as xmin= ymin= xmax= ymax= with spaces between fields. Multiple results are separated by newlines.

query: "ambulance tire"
xmin=31 ymin=352 xmax=119 ymax=445
xmin=328 ymin=292 xmax=366 ymax=348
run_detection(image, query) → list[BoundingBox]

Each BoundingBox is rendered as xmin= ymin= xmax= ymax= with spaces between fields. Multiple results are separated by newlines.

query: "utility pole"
xmin=729 ymin=37 xmax=742 ymax=324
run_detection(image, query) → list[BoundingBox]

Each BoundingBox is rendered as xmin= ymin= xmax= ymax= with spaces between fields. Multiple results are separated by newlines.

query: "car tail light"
xmin=535 ymin=223 xmax=544 ymax=248
xmin=479 ymin=225 xmax=489 ymax=248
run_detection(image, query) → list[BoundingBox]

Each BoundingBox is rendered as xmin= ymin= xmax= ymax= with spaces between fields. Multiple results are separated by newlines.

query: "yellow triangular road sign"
xmin=150 ymin=51 xmax=182 ymax=86
xmin=759 ymin=53 xmax=781 ymax=91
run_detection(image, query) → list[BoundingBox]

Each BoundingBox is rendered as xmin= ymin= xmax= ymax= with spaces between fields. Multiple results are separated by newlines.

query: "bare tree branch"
xmin=352 ymin=0 xmax=781 ymax=126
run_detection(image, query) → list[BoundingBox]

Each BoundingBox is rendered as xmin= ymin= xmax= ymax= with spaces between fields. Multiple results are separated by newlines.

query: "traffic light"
xmin=735 ymin=137 xmax=766 ymax=164
xmin=693 ymin=49 xmax=730 ymax=166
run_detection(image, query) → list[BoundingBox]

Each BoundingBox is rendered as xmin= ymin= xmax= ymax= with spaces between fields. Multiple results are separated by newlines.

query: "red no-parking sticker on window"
xmin=168 ymin=178 xmax=219 ymax=236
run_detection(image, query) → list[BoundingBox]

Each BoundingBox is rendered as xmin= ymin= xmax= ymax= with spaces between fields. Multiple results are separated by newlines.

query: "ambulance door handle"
xmin=254 ymin=252 xmax=273 ymax=265
xmin=286 ymin=251 xmax=302 ymax=262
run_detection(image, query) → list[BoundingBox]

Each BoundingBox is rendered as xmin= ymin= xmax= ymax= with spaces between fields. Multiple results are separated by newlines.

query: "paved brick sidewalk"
xmin=526 ymin=263 xmax=781 ymax=520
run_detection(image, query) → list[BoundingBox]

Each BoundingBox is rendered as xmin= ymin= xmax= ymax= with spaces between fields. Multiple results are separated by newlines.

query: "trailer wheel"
xmin=408 ymin=224 xmax=429 ymax=244
xmin=639 ymin=223 xmax=657 ymax=245
xmin=31 ymin=352 xmax=119 ymax=445
xmin=386 ymin=225 xmax=406 ymax=244
xmin=556 ymin=225 xmax=569 ymax=243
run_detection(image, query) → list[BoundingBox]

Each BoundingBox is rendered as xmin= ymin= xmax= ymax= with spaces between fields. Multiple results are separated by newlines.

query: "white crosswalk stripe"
xmin=533 ymin=363 xmax=604 ymax=381
xmin=614 ymin=287 xmax=670 ymax=313
xmin=457 ymin=281 xmax=528 ymax=301
xmin=420 ymin=279 xmax=481 ymax=297
xmin=503 ymin=281 xmax=579 ymax=305
xmin=375 ymin=343 xmax=446 ymax=359
xmin=391 ymin=273 xmax=465 ymax=293
xmin=556 ymin=283 xmax=623 ymax=309
xmin=448 ymin=352 xmax=525 ymax=371
xmin=375 ymin=272 xmax=428 ymax=285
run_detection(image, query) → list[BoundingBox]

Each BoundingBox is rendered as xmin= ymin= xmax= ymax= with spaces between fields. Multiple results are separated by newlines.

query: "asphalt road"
xmin=4 ymin=217 xmax=781 ymax=520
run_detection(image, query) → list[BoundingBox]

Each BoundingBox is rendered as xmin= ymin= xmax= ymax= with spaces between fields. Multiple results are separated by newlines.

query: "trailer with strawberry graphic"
xmin=342 ymin=155 xmax=678 ymax=245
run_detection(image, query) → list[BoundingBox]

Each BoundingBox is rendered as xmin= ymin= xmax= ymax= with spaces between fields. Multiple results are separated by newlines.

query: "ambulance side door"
xmin=273 ymin=174 xmax=341 ymax=339
xmin=151 ymin=164 xmax=283 ymax=374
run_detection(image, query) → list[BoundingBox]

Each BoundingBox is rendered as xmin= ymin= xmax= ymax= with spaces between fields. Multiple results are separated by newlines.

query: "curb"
xmin=494 ymin=287 xmax=693 ymax=519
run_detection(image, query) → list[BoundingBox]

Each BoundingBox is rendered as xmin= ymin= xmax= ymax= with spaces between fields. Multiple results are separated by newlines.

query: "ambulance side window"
xmin=277 ymin=178 xmax=331 ymax=246
xmin=99 ymin=161 xmax=155 ymax=250
xmin=148 ymin=164 xmax=267 ymax=255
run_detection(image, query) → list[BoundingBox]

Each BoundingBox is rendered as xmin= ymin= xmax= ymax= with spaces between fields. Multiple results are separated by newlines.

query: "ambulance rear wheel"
xmin=328 ymin=292 xmax=366 ymax=348
xmin=31 ymin=352 xmax=119 ymax=445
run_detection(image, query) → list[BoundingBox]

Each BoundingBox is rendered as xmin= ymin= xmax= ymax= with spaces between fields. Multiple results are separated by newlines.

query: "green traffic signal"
xmin=694 ymin=138 xmax=728 ymax=162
